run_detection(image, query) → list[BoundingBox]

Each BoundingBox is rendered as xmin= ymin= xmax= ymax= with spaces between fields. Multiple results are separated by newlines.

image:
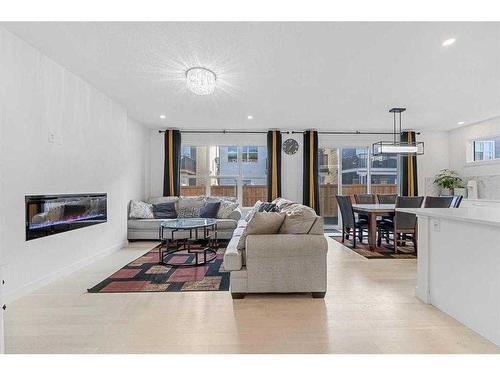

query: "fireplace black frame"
xmin=25 ymin=193 xmax=107 ymax=241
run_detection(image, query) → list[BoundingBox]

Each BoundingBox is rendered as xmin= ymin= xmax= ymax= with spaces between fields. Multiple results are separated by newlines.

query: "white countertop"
xmin=397 ymin=207 xmax=500 ymax=227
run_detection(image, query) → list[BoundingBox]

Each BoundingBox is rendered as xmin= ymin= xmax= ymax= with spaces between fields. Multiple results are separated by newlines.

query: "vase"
xmin=440 ymin=188 xmax=453 ymax=196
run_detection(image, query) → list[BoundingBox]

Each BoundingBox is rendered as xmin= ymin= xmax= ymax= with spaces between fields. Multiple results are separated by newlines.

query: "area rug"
xmin=331 ymin=236 xmax=417 ymax=259
xmin=88 ymin=241 xmax=230 ymax=293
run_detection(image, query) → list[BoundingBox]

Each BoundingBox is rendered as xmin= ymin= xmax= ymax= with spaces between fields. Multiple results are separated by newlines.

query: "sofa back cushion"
xmin=237 ymin=212 xmax=286 ymax=250
xmin=153 ymin=202 xmax=177 ymax=219
xmin=179 ymin=196 xmax=207 ymax=209
xmin=148 ymin=196 xmax=179 ymax=205
xmin=279 ymin=203 xmax=318 ymax=234
xmin=200 ymin=202 xmax=221 ymax=218
xmin=129 ymin=200 xmax=154 ymax=219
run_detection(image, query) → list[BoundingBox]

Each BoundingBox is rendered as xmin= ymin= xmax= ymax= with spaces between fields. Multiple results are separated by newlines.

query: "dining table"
xmin=351 ymin=204 xmax=396 ymax=250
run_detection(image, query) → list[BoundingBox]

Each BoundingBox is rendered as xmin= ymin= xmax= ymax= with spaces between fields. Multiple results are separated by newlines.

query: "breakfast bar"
xmin=398 ymin=206 xmax=500 ymax=346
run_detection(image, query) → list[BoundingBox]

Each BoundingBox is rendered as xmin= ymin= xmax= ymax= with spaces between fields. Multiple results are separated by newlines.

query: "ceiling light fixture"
xmin=185 ymin=67 xmax=217 ymax=95
xmin=372 ymin=108 xmax=424 ymax=155
xmin=457 ymin=121 xmax=465 ymax=125
xmin=247 ymin=115 xmax=253 ymax=120
xmin=160 ymin=114 xmax=166 ymax=119
xmin=442 ymin=38 xmax=456 ymax=47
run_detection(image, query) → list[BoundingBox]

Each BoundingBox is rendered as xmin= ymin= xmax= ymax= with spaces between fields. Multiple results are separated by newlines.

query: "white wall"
xmin=149 ymin=129 xmax=447 ymax=204
xmin=0 ymin=28 xmax=150 ymax=299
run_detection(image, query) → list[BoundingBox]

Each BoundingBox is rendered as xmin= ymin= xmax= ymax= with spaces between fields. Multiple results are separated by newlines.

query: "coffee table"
xmin=158 ymin=218 xmax=218 ymax=267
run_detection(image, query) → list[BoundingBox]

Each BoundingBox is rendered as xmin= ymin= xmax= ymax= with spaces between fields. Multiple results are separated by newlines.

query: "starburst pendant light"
xmin=185 ymin=67 xmax=217 ymax=95
xmin=372 ymin=108 xmax=424 ymax=155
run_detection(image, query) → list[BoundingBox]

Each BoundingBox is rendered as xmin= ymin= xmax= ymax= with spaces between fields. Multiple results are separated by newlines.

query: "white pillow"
xmin=217 ymin=200 xmax=239 ymax=219
xmin=129 ymin=200 xmax=154 ymax=219
xmin=245 ymin=200 xmax=262 ymax=222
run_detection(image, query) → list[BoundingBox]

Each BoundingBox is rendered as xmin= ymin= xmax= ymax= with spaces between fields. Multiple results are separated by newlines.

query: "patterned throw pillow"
xmin=217 ymin=200 xmax=239 ymax=219
xmin=245 ymin=200 xmax=262 ymax=222
xmin=129 ymin=200 xmax=154 ymax=219
xmin=177 ymin=206 xmax=202 ymax=218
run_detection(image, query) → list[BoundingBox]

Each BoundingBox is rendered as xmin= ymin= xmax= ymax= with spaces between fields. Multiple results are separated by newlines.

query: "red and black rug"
xmin=331 ymin=236 xmax=417 ymax=259
xmin=88 ymin=242 xmax=230 ymax=293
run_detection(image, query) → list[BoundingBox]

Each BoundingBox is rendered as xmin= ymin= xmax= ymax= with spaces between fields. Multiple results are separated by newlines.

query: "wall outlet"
xmin=431 ymin=218 xmax=441 ymax=232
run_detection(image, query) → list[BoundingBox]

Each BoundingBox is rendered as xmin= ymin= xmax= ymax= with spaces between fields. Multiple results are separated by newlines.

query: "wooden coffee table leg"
xmin=368 ymin=213 xmax=377 ymax=251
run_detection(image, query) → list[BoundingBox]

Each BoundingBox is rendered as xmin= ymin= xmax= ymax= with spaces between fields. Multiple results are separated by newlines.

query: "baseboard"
xmin=3 ymin=240 xmax=127 ymax=303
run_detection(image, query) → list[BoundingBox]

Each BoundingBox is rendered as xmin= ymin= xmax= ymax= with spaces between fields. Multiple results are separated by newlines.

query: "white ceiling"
xmin=3 ymin=22 xmax=500 ymax=132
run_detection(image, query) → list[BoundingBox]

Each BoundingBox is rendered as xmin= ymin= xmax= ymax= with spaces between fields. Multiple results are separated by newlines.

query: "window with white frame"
xmin=180 ymin=145 xmax=268 ymax=207
xmin=473 ymin=137 xmax=500 ymax=161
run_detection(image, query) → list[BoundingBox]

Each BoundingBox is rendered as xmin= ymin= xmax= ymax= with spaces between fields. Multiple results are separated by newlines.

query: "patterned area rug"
xmin=88 ymin=242 xmax=230 ymax=293
xmin=331 ymin=236 xmax=417 ymax=259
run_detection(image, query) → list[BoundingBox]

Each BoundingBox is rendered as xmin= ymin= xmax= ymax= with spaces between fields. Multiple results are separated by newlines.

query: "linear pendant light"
xmin=372 ymin=107 xmax=424 ymax=155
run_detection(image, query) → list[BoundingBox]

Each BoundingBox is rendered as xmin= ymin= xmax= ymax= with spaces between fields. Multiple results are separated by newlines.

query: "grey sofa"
xmin=127 ymin=196 xmax=242 ymax=240
xmin=223 ymin=200 xmax=328 ymax=299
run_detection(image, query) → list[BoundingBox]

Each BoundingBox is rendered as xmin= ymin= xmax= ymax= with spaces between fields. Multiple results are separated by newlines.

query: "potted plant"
xmin=433 ymin=169 xmax=465 ymax=196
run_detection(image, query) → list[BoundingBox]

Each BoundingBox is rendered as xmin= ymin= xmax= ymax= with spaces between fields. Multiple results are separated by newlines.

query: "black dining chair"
xmin=354 ymin=193 xmax=376 ymax=223
xmin=424 ymin=196 xmax=454 ymax=208
xmin=336 ymin=195 xmax=369 ymax=248
xmin=377 ymin=196 xmax=424 ymax=253
xmin=451 ymin=195 xmax=463 ymax=208
xmin=377 ymin=194 xmax=398 ymax=204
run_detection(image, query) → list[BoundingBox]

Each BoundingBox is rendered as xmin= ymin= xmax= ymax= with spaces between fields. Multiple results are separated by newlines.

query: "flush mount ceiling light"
xmin=247 ymin=115 xmax=253 ymax=120
xmin=160 ymin=114 xmax=166 ymax=119
xmin=457 ymin=121 xmax=465 ymax=125
xmin=185 ymin=67 xmax=217 ymax=95
xmin=372 ymin=108 xmax=424 ymax=156
xmin=442 ymin=38 xmax=456 ymax=47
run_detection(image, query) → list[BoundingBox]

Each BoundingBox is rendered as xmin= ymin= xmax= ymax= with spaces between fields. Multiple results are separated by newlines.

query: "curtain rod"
xmin=158 ymin=130 xmax=290 ymax=135
xmin=158 ymin=130 xmax=421 ymax=135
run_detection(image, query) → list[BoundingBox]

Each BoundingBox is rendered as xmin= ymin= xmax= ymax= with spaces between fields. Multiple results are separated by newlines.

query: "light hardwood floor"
xmin=4 ymin=237 xmax=499 ymax=354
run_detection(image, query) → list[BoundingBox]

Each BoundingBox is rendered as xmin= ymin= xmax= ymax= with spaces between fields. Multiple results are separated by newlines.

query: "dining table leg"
xmin=368 ymin=212 xmax=378 ymax=251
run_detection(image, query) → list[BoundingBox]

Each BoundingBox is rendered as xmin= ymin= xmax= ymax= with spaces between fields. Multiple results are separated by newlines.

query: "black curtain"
xmin=400 ymin=130 xmax=418 ymax=196
xmin=303 ymin=130 xmax=320 ymax=214
xmin=267 ymin=130 xmax=282 ymax=201
xmin=163 ymin=129 xmax=181 ymax=196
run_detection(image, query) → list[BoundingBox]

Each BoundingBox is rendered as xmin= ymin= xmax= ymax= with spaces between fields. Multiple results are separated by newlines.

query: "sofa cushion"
xmin=223 ymin=234 xmax=244 ymax=271
xmin=215 ymin=219 xmax=238 ymax=231
xmin=308 ymin=216 xmax=325 ymax=235
xmin=200 ymin=202 xmax=220 ymax=218
xmin=129 ymin=200 xmax=154 ymax=219
xmin=279 ymin=203 xmax=317 ymax=234
xmin=127 ymin=218 xmax=163 ymax=230
xmin=237 ymin=219 xmax=248 ymax=228
xmin=177 ymin=206 xmax=201 ymax=218
xmin=217 ymin=200 xmax=239 ymax=219
xmin=179 ymin=196 xmax=207 ymax=210
xmin=153 ymin=202 xmax=177 ymax=219
xmin=237 ymin=212 xmax=286 ymax=250
xmin=271 ymin=197 xmax=295 ymax=211
xmin=148 ymin=196 xmax=179 ymax=205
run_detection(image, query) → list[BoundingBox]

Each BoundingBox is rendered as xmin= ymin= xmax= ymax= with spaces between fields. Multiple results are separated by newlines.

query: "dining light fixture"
xmin=185 ymin=67 xmax=217 ymax=95
xmin=372 ymin=108 xmax=424 ymax=156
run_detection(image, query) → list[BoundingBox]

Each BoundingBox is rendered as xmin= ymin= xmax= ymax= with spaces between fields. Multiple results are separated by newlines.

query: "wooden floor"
xmin=4 ymin=237 xmax=500 ymax=354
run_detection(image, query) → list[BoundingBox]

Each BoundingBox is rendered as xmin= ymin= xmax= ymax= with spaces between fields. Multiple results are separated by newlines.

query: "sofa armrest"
xmin=245 ymin=234 xmax=327 ymax=259
xmin=227 ymin=206 xmax=242 ymax=221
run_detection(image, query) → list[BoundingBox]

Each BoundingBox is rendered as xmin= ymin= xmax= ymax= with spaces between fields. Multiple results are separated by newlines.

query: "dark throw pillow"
xmin=153 ymin=202 xmax=177 ymax=219
xmin=200 ymin=202 xmax=221 ymax=218
xmin=258 ymin=202 xmax=279 ymax=212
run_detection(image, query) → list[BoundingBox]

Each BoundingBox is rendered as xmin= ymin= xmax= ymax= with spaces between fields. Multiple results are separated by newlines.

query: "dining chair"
xmin=354 ymin=193 xmax=376 ymax=223
xmin=377 ymin=196 xmax=424 ymax=253
xmin=336 ymin=195 xmax=369 ymax=248
xmin=424 ymin=196 xmax=454 ymax=208
xmin=377 ymin=194 xmax=398 ymax=204
xmin=451 ymin=195 xmax=463 ymax=208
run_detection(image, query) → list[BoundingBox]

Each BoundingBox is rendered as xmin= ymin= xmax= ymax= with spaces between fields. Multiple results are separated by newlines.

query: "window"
xmin=180 ymin=144 xmax=267 ymax=206
xmin=370 ymin=154 xmax=398 ymax=195
xmin=473 ymin=137 xmax=500 ymax=161
xmin=242 ymin=146 xmax=258 ymax=163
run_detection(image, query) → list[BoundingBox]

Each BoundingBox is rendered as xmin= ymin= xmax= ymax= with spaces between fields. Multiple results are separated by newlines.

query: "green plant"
xmin=433 ymin=169 xmax=464 ymax=189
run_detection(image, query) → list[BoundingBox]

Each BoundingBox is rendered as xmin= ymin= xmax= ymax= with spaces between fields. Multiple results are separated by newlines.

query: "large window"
xmin=180 ymin=145 xmax=267 ymax=207
xmin=473 ymin=137 xmax=500 ymax=161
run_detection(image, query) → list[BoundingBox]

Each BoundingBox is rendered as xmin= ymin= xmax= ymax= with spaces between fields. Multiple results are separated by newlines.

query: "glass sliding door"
xmin=370 ymin=154 xmax=399 ymax=196
xmin=318 ymin=147 xmax=339 ymax=226
xmin=341 ymin=147 xmax=368 ymax=201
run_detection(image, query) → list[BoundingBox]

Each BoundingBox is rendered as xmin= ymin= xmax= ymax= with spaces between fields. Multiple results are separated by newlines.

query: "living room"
xmin=1 ymin=1 xmax=500 ymax=371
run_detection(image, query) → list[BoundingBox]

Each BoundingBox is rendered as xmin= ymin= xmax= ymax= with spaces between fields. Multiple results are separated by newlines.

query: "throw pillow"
xmin=258 ymin=202 xmax=279 ymax=212
xmin=271 ymin=197 xmax=295 ymax=211
xmin=245 ymin=200 xmax=262 ymax=222
xmin=129 ymin=200 xmax=154 ymax=219
xmin=200 ymin=202 xmax=221 ymax=218
xmin=179 ymin=196 xmax=207 ymax=210
xmin=279 ymin=204 xmax=317 ymax=234
xmin=237 ymin=212 xmax=286 ymax=250
xmin=217 ymin=200 xmax=239 ymax=219
xmin=153 ymin=202 xmax=177 ymax=219
xmin=177 ymin=206 xmax=202 ymax=218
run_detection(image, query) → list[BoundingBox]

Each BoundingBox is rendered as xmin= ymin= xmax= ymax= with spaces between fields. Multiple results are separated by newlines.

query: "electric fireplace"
xmin=25 ymin=193 xmax=107 ymax=240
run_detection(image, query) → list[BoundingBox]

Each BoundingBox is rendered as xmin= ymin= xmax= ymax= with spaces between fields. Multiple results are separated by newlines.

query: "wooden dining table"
xmin=351 ymin=204 xmax=396 ymax=250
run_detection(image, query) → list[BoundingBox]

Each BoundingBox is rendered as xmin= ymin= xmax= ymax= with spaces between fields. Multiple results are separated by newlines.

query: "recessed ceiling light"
xmin=457 ymin=121 xmax=465 ymax=125
xmin=247 ymin=115 xmax=253 ymax=120
xmin=160 ymin=115 xmax=166 ymax=119
xmin=442 ymin=38 xmax=456 ymax=47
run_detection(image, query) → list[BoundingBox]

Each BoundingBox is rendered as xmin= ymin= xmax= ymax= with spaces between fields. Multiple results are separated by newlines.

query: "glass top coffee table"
xmin=158 ymin=218 xmax=218 ymax=267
